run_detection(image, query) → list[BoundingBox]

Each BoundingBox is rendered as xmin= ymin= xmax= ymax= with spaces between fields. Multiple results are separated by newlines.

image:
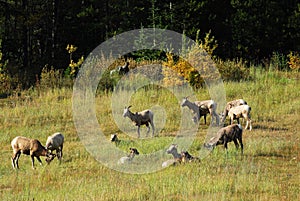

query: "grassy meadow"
xmin=0 ymin=67 xmax=299 ymax=201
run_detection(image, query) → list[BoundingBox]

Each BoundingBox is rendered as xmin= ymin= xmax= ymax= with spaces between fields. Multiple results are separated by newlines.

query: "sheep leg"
xmin=137 ymin=126 xmax=141 ymax=138
xmin=36 ymin=156 xmax=43 ymax=166
xmin=245 ymin=120 xmax=249 ymax=130
xmin=245 ymin=118 xmax=252 ymax=131
xmin=221 ymin=111 xmax=228 ymax=124
xmin=233 ymin=139 xmax=239 ymax=149
xmin=214 ymin=112 xmax=220 ymax=126
xmin=11 ymin=157 xmax=15 ymax=169
xmin=248 ymin=113 xmax=252 ymax=131
xmin=31 ymin=155 xmax=36 ymax=169
xmin=58 ymin=145 xmax=63 ymax=161
xmin=12 ymin=152 xmax=20 ymax=169
xmin=238 ymin=137 xmax=243 ymax=155
xmin=204 ymin=114 xmax=207 ymax=125
xmin=150 ymin=121 xmax=155 ymax=137
xmin=224 ymin=142 xmax=228 ymax=155
xmin=146 ymin=124 xmax=150 ymax=137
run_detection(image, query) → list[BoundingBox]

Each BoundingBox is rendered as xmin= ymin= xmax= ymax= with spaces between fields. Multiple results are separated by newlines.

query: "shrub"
xmin=38 ymin=66 xmax=67 ymax=91
xmin=216 ymin=59 xmax=251 ymax=81
xmin=269 ymin=52 xmax=288 ymax=71
xmin=287 ymin=51 xmax=300 ymax=71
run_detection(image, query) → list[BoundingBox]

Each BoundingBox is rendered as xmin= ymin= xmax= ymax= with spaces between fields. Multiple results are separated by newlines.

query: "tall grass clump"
xmin=216 ymin=58 xmax=251 ymax=81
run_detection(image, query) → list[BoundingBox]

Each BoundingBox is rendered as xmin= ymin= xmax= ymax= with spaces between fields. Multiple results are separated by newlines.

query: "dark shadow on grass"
xmin=254 ymin=152 xmax=286 ymax=158
xmin=252 ymin=124 xmax=288 ymax=131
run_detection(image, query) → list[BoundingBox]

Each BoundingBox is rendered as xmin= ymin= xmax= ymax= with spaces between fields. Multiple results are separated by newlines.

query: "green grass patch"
xmin=0 ymin=69 xmax=299 ymax=200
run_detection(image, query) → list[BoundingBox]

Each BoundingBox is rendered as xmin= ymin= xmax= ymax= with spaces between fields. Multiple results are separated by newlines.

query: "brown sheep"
xmin=204 ymin=124 xmax=243 ymax=155
xmin=45 ymin=132 xmax=64 ymax=163
xmin=220 ymin=99 xmax=248 ymax=124
xmin=11 ymin=136 xmax=55 ymax=169
xmin=123 ymin=106 xmax=155 ymax=138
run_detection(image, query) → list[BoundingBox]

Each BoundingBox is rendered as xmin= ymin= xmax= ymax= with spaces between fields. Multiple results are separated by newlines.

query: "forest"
xmin=0 ymin=0 xmax=300 ymax=89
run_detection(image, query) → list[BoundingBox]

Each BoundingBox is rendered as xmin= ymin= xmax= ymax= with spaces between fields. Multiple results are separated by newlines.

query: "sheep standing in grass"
xmin=11 ymin=136 xmax=55 ymax=169
xmin=45 ymin=132 xmax=64 ymax=163
xmin=195 ymin=99 xmax=219 ymax=125
xmin=181 ymin=97 xmax=219 ymax=125
xmin=220 ymin=99 xmax=248 ymax=124
xmin=118 ymin=147 xmax=139 ymax=164
xmin=228 ymin=104 xmax=252 ymax=131
xmin=204 ymin=124 xmax=243 ymax=155
xmin=123 ymin=106 xmax=155 ymax=138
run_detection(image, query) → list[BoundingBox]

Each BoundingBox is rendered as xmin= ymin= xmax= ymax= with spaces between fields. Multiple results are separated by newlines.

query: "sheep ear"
xmin=128 ymin=105 xmax=132 ymax=108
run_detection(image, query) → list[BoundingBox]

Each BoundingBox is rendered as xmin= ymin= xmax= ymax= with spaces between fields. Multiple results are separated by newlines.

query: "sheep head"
xmin=110 ymin=134 xmax=118 ymax=142
xmin=45 ymin=153 xmax=56 ymax=164
xmin=180 ymin=97 xmax=189 ymax=107
xmin=123 ymin=105 xmax=132 ymax=117
xmin=166 ymin=144 xmax=178 ymax=154
xmin=129 ymin=147 xmax=139 ymax=155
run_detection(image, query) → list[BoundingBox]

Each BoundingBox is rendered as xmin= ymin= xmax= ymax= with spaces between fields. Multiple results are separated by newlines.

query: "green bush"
xmin=216 ymin=58 xmax=251 ymax=81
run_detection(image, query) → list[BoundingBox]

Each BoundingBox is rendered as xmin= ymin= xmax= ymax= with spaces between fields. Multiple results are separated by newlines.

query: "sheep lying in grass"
xmin=45 ymin=132 xmax=64 ymax=163
xmin=181 ymin=97 xmax=219 ymax=125
xmin=11 ymin=136 xmax=56 ymax=169
xmin=181 ymin=151 xmax=200 ymax=163
xmin=228 ymin=104 xmax=252 ymax=131
xmin=162 ymin=144 xmax=183 ymax=168
xmin=204 ymin=124 xmax=243 ymax=155
xmin=123 ymin=106 xmax=155 ymax=138
xmin=118 ymin=147 xmax=139 ymax=164
xmin=110 ymin=133 xmax=120 ymax=145
xmin=220 ymin=99 xmax=248 ymax=124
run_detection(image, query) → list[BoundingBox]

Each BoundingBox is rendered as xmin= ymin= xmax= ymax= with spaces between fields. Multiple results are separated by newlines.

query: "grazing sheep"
xmin=204 ymin=124 xmax=243 ymax=155
xmin=181 ymin=151 xmax=200 ymax=163
xmin=228 ymin=104 xmax=252 ymax=131
xmin=123 ymin=106 xmax=155 ymax=138
xmin=118 ymin=147 xmax=139 ymax=164
xmin=110 ymin=61 xmax=129 ymax=77
xmin=181 ymin=97 xmax=219 ymax=125
xmin=220 ymin=99 xmax=248 ymax=123
xmin=45 ymin=132 xmax=64 ymax=163
xmin=11 ymin=136 xmax=55 ymax=169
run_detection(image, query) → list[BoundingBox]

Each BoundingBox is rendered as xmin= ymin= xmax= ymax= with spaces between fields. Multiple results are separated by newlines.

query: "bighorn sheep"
xmin=11 ymin=136 xmax=55 ymax=169
xmin=110 ymin=133 xmax=120 ymax=145
xmin=181 ymin=97 xmax=219 ymax=125
xmin=181 ymin=151 xmax=200 ymax=163
xmin=118 ymin=147 xmax=139 ymax=164
xmin=204 ymin=124 xmax=243 ymax=155
xmin=162 ymin=144 xmax=183 ymax=168
xmin=228 ymin=104 xmax=252 ymax=131
xmin=123 ymin=106 xmax=155 ymax=138
xmin=220 ymin=99 xmax=248 ymax=123
xmin=45 ymin=132 xmax=64 ymax=163
xmin=110 ymin=61 xmax=129 ymax=77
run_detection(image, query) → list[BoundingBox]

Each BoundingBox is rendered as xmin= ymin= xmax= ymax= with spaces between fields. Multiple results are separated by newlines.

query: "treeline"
xmin=0 ymin=0 xmax=299 ymax=86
